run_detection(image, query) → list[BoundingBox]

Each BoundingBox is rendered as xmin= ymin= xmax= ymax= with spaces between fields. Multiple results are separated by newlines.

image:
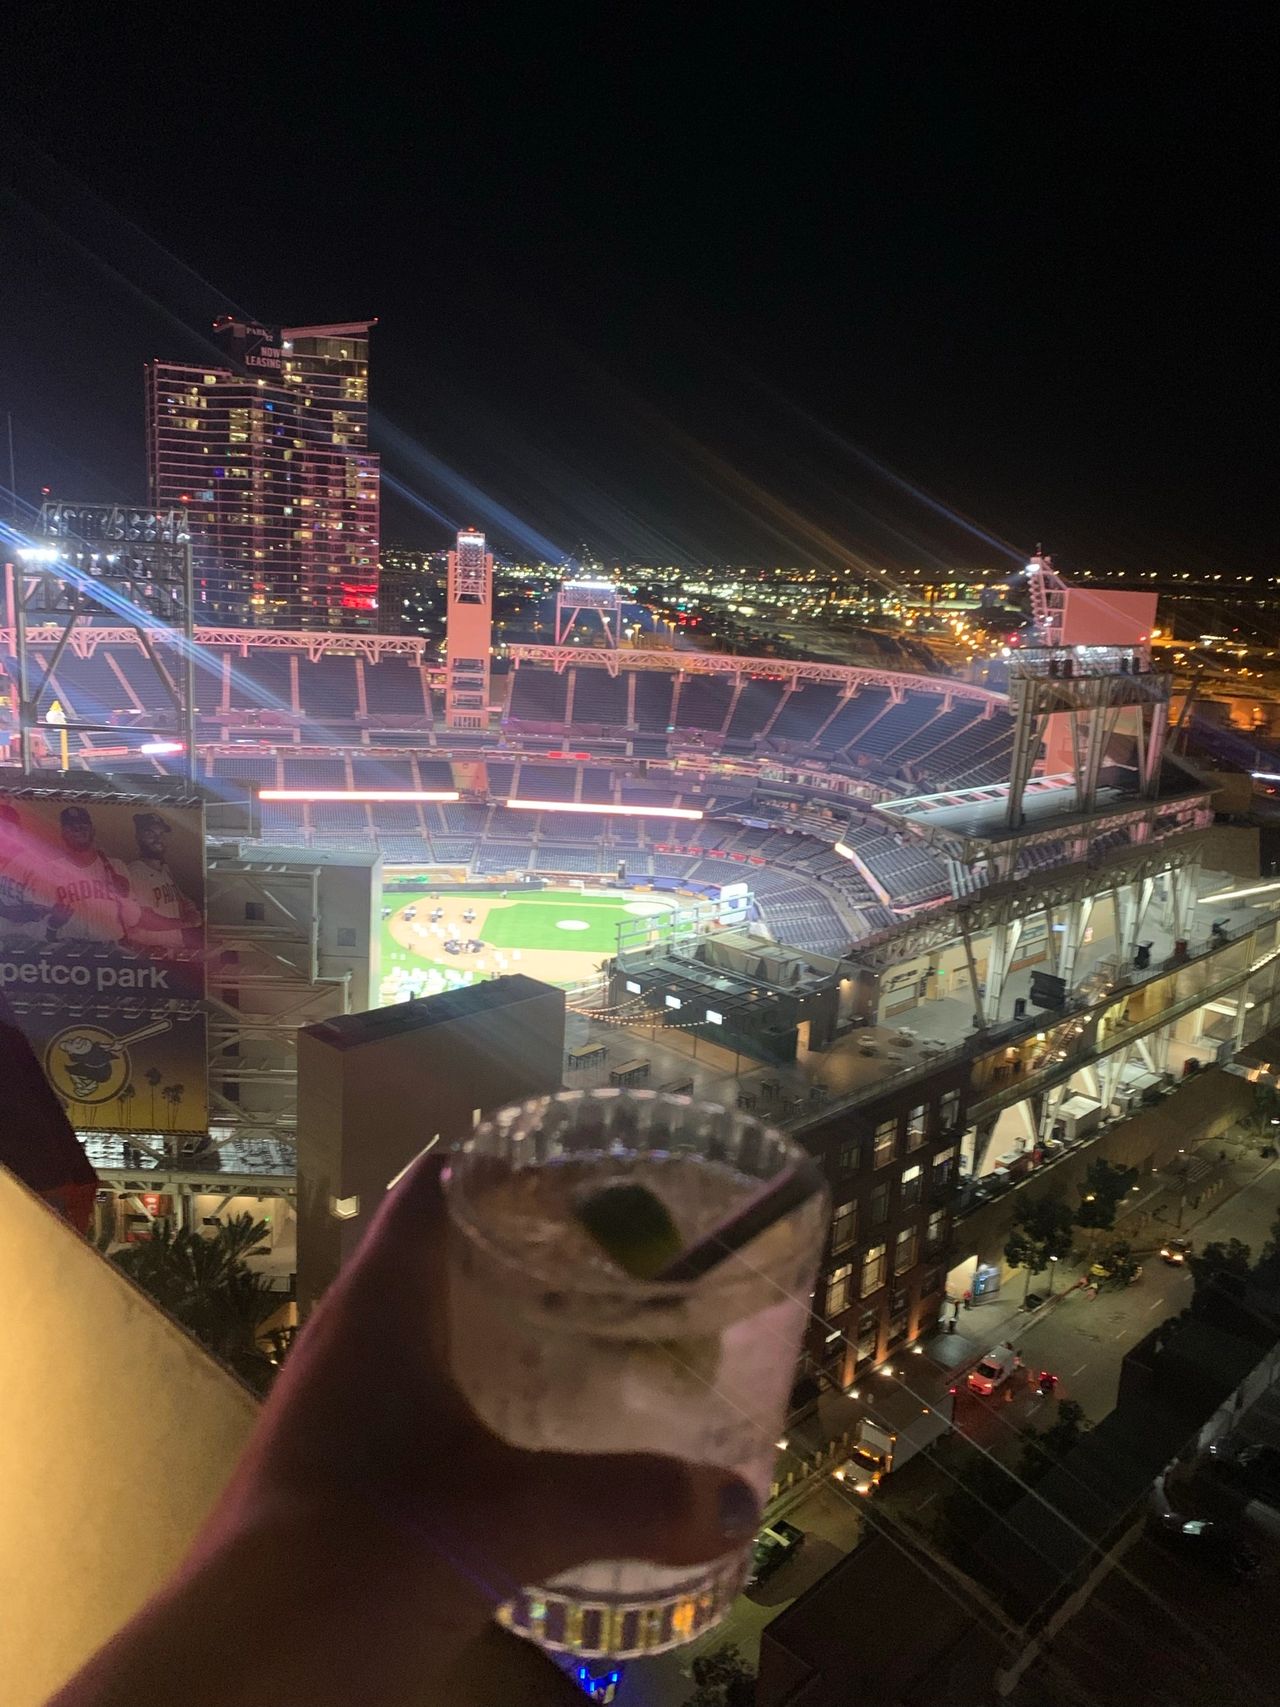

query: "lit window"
xmin=872 ymin=1118 xmax=897 ymax=1169
xmin=895 ymin=1227 xmax=918 ymax=1274
xmin=825 ymin=1262 xmax=854 ymax=1316
xmin=831 ymin=1199 xmax=856 ymax=1252
xmin=907 ymin=1105 xmax=927 ymax=1149
xmin=901 ymin=1164 xmax=923 ymax=1208
xmin=862 ymin=1242 xmax=886 ymax=1294
xmin=927 ymin=1208 xmax=948 ymax=1252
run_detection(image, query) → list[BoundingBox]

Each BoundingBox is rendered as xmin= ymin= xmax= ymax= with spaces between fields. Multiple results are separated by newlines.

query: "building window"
xmin=888 ymin=1287 xmax=910 ymax=1343
xmin=831 ymin=1199 xmax=857 ymax=1253
xmin=940 ymin=1089 xmax=961 ymax=1130
xmin=825 ymin=1261 xmax=854 ymax=1317
xmin=244 ymin=901 xmax=265 ymax=922
xmin=901 ymin=1164 xmax=923 ymax=1209
xmin=920 ymin=1265 xmax=944 ymax=1298
xmin=907 ymin=1104 xmax=928 ymax=1149
xmin=872 ymin=1118 xmax=897 ymax=1169
xmin=933 ymin=1146 xmax=957 ymax=1191
xmin=862 ymin=1242 xmax=887 ymax=1294
xmin=927 ymin=1208 xmax=948 ymax=1253
xmin=895 ymin=1226 xmax=918 ymax=1274
xmin=838 ymin=1139 xmax=861 ymax=1174
xmin=870 ymin=1181 xmax=890 ymax=1225
xmin=857 ymin=1307 xmax=878 ymax=1365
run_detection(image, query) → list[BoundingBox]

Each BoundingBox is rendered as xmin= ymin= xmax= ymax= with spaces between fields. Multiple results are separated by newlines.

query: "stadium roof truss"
xmin=0 ymin=625 xmax=436 ymax=666
xmin=847 ymin=830 xmax=1208 ymax=973
xmin=872 ymin=778 xmax=1214 ymax=872
xmin=505 ymin=642 xmax=1003 ymax=703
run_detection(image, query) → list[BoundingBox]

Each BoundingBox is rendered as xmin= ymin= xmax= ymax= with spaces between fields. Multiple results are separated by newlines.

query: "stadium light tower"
xmin=8 ymin=502 xmax=196 ymax=782
xmin=445 ymin=528 xmax=494 ymax=730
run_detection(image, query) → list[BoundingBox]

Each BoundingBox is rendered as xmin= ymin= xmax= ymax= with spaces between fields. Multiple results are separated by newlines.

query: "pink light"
xmin=506 ymin=799 xmax=704 ymax=820
xmin=260 ymin=789 xmax=461 ymax=802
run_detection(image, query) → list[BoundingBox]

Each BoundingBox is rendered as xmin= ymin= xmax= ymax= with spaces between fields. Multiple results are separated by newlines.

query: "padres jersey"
xmin=52 ymin=851 xmax=132 ymax=944
xmin=0 ymin=852 xmax=54 ymax=944
xmin=126 ymin=859 xmax=197 ymax=950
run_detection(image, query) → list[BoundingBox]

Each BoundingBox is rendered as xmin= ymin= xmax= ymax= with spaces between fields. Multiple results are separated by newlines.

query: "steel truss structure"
xmin=875 ymin=782 xmax=1214 ymax=875
xmin=850 ymin=830 xmax=1206 ymax=975
xmin=202 ymin=851 xmax=356 ymax=1146
xmin=12 ymin=504 xmax=196 ymax=782
xmin=0 ymin=624 xmax=437 ymax=665
xmin=1005 ymin=647 xmax=1170 ymax=828
xmin=555 ymin=581 xmax=622 ymax=647
xmin=506 ymin=642 xmax=1003 ymax=702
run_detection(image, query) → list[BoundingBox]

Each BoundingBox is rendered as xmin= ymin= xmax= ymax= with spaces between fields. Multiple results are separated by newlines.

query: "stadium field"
xmin=377 ymin=885 xmax=676 ymax=1004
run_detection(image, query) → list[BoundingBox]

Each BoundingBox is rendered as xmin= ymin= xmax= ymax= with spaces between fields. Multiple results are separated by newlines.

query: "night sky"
xmin=2 ymin=9 xmax=1272 ymax=579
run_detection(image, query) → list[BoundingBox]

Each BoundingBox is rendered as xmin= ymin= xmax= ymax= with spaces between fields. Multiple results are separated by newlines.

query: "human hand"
xmin=51 ymin=1148 xmax=761 ymax=1707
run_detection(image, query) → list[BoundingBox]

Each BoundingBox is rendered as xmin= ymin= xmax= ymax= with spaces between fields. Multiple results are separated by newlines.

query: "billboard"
xmin=0 ymin=794 xmax=207 ymax=1134
xmin=1060 ymin=588 xmax=1158 ymax=647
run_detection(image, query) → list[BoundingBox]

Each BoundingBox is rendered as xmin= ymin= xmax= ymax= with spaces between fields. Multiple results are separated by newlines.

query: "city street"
xmin=617 ymin=1140 xmax=1279 ymax=1707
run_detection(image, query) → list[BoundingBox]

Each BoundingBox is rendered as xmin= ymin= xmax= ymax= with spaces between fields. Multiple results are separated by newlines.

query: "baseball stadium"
xmin=6 ymin=511 xmax=1280 ymax=1425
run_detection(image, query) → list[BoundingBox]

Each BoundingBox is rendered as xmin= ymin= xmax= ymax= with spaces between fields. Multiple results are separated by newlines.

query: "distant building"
xmin=378 ymin=544 xmax=446 ymax=636
xmin=145 ymin=316 xmax=379 ymax=629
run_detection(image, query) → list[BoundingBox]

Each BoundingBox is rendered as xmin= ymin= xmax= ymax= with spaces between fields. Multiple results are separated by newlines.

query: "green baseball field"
xmin=377 ymin=884 xmax=678 ymax=1003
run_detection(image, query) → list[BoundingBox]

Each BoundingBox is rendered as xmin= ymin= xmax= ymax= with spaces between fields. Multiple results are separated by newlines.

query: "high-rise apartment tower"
xmin=145 ymin=317 xmax=379 ymax=628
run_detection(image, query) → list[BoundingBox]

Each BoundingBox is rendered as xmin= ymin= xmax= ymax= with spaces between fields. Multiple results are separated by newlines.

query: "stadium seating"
xmin=723 ymin=678 xmax=786 ymax=744
xmin=281 ymin=757 xmax=347 ymax=789
xmin=570 ymin=668 xmax=628 ymax=726
xmin=768 ymin=683 xmax=842 ymax=746
xmin=633 ymin=674 xmax=675 ymax=732
xmin=300 ymin=655 xmax=359 ymax=723
xmin=508 ymin=668 xmax=568 ymax=725
xmin=815 ymin=687 xmax=893 ymax=751
xmin=673 ymin=675 xmax=734 ymax=735
xmin=534 ymin=846 xmax=603 ymax=874
xmin=852 ymin=696 xmax=939 ymax=758
xmin=231 ymin=652 xmax=295 ymax=714
xmin=517 ymin=763 xmax=577 ymax=801
xmin=362 ymin=657 xmax=430 ymax=719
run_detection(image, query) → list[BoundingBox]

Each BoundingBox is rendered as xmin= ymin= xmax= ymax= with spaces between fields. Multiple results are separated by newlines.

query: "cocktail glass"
xmin=443 ymin=1087 xmax=829 ymax=1659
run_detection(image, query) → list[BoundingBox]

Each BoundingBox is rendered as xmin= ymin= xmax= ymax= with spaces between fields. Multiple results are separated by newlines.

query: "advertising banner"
xmin=0 ymin=793 xmax=207 ymax=1134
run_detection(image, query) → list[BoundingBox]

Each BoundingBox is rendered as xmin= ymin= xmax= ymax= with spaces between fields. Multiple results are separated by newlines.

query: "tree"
xmin=1004 ymin=1197 xmax=1075 ymax=1301
xmin=1095 ymin=1238 xmax=1141 ymax=1287
xmin=1190 ymin=1237 xmax=1252 ymax=1296
xmin=144 ymin=1065 xmax=162 ymax=1128
xmin=1020 ymin=1399 xmax=1089 ymax=1483
xmin=685 ymin=1645 xmax=754 ymax=1707
xmin=1074 ymin=1158 xmax=1139 ymax=1231
xmin=109 ymin=1212 xmax=285 ymax=1396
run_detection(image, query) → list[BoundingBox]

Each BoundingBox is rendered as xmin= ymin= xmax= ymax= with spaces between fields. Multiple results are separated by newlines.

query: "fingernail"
xmin=717 ymin=1480 xmax=761 ymax=1542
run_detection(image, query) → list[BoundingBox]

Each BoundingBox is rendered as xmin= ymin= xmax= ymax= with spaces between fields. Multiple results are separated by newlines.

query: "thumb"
xmin=509 ymin=1448 xmax=763 ymax=1585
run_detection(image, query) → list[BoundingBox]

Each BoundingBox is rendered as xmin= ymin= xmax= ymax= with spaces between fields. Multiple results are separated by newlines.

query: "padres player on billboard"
xmin=45 ymin=805 xmax=133 ymax=945
xmin=124 ymin=812 xmax=202 ymax=952
xmin=0 ymin=801 xmax=68 ymax=944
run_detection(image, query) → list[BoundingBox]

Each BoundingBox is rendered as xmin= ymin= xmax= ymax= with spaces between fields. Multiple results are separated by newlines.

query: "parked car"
xmin=1160 ymin=1237 xmax=1192 ymax=1265
xmin=1207 ymin=1439 xmax=1280 ymax=1507
xmin=1154 ymin=1514 xmax=1261 ymax=1583
xmin=747 ymin=1520 xmax=805 ymax=1587
xmin=967 ymin=1344 xmax=1022 ymax=1396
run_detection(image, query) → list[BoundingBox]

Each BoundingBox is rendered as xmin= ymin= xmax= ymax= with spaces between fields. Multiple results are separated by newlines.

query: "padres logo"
xmin=44 ymin=1018 xmax=174 ymax=1105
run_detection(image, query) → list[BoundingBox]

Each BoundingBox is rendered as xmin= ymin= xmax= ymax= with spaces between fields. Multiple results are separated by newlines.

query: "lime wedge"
xmin=574 ymin=1180 xmax=684 ymax=1280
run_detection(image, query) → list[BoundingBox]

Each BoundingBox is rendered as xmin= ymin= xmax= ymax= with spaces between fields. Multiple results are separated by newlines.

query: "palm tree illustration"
xmin=161 ymin=1083 xmax=185 ymax=1130
xmin=120 ymin=1081 xmax=135 ymax=1131
xmin=145 ymin=1066 xmax=162 ymax=1129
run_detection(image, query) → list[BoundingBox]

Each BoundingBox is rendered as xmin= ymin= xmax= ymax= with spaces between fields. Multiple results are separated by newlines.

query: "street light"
xmin=1047 ymin=1253 xmax=1060 ymax=1297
